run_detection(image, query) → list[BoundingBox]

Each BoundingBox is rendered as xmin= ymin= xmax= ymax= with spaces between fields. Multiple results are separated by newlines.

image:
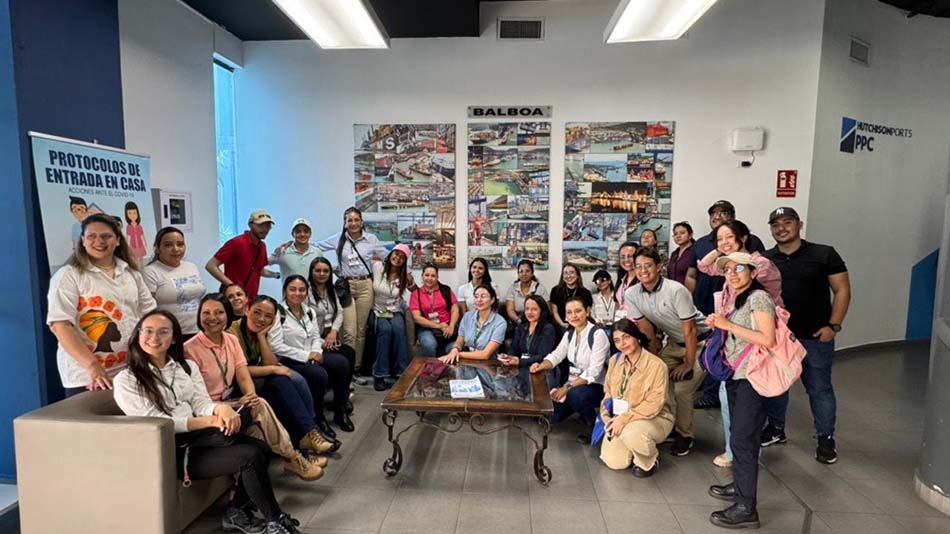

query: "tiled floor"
xmin=181 ymin=343 xmax=949 ymax=534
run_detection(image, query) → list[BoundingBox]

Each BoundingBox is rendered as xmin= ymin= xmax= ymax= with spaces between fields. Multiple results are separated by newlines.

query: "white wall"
xmin=118 ymin=0 xmax=241 ymax=288
xmin=808 ymin=0 xmax=950 ymax=348
xmin=233 ymin=0 xmax=825 ymax=296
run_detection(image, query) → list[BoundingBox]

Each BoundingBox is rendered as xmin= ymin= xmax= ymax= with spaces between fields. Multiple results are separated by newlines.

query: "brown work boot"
xmin=283 ymin=451 xmax=324 ymax=481
xmin=299 ymin=429 xmax=336 ymax=454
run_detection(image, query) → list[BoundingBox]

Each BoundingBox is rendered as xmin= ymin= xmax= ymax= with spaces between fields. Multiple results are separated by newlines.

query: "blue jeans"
xmin=254 ymin=372 xmax=316 ymax=444
xmin=763 ymin=339 xmax=836 ymax=437
xmin=417 ymin=327 xmax=453 ymax=358
xmin=373 ymin=312 xmax=410 ymax=378
xmin=720 ymin=381 xmax=732 ymax=460
xmin=553 ymin=383 xmax=605 ymax=425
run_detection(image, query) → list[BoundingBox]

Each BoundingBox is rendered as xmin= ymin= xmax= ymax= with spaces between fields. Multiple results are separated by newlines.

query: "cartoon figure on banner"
xmin=69 ymin=196 xmax=88 ymax=244
xmin=124 ymin=201 xmax=148 ymax=263
xmin=77 ymin=295 xmax=127 ymax=368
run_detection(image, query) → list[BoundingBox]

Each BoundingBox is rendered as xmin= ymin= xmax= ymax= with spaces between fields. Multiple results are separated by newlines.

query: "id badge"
xmin=222 ymin=385 xmax=236 ymax=401
xmin=614 ymin=309 xmax=628 ymax=321
xmin=428 ymin=312 xmax=441 ymax=321
xmin=569 ymin=366 xmax=582 ymax=378
xmin=347 ymin=252 xmax=361 ymax=267
xmin=613 ymin=398 xmax=630 ymax=415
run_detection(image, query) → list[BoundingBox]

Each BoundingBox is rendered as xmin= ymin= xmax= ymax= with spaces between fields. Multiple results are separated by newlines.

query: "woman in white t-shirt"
xmin=47 ymin=213 xmax=157 ymax=397
xmin=456 ymin=257 xmax=498 ymax=315
xmin=144 ymin=227 xmax=207 ymax=339
xmin=369 ymin=244 xmax=416 ymax=391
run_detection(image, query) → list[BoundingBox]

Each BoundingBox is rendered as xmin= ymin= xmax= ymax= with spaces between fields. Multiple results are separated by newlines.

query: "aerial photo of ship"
xmin=468 ymin=123 xmax=517 ymax=146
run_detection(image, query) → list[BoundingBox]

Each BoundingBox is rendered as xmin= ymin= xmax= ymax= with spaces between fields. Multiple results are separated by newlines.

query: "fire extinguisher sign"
xmin=776 ymin=170 xmax=797 ymax=198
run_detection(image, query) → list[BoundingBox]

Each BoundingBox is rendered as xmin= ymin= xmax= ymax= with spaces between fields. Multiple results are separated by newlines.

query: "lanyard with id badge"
xmin=211 ymin=347 xmax=235 ymax=400
xmin=613 ymin=359 xmax=635 ymax=415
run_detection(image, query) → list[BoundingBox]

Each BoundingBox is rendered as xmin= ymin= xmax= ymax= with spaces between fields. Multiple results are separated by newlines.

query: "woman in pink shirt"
xmin=409 ymin=263 xmax=459 ymax=357
xmin=184 ymin=293 xmax=327 ymax=481
xmin=697 ymin=220 xmax=783 ymax=311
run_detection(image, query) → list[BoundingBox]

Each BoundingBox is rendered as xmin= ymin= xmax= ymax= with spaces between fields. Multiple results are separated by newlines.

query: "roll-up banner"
xmin=30 ymin=132 xmax=156 ymax=270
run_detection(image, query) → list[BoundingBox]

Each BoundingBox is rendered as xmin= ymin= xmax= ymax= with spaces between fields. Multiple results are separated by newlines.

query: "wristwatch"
xmin=828 ymin=323 xmax=842 ymax=333
xmin=565 ymin=382 xmax=574 ymax=391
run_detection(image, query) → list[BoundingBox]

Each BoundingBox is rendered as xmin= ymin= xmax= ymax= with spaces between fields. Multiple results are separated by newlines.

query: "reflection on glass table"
xmin=404 ymin=359 xmax=533 ymax=403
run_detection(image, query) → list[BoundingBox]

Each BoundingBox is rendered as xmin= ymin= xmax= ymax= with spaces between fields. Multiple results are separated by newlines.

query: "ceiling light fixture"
xmin=271 ymin=0 xmax=389 ymax=49
xmin=604 ymin=0 xmax=719 ymax=43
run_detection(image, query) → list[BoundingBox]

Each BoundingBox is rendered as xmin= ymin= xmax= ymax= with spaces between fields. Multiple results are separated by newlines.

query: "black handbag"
xmin=335 ymin=277 xmax=353 ymax=308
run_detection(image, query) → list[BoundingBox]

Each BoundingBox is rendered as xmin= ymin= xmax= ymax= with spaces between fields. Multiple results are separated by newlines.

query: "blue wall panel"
xmin=0 ymin=0 xmax=124 ymax=480
xmin=906 ymin=249 xmax=939 ymax=340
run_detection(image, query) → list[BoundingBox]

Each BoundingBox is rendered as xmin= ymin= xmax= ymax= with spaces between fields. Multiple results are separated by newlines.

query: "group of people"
xmin=46 ymin=199 xmax=850 ymax=531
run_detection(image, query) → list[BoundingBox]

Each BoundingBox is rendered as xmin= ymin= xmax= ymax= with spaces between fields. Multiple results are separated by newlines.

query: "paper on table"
xmin=449 ymin=377 xmax=485 ymax=399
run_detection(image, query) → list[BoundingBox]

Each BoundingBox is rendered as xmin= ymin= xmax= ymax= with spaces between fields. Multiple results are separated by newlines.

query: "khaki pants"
xmin=659 ymin=342 xmax=705 ymax=438
xmin=342 ymin=278 xmax=374 ymax=372
xmin=244 ymin=398 xmax=296 ymax=460
xmin=600 ymin=416 xmax=673 ymax=471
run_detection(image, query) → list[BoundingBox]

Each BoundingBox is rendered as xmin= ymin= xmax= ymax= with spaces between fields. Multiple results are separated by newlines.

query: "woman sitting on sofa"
xmin=114 ymin=309 xmax=304 ymax=534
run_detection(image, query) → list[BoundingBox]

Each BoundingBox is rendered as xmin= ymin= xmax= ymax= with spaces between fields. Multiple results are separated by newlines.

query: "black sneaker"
xmin=633 ymin=457 xmax=659 ymax=478
xmin=816 ymin=435 xmax=838 ymax=464
xmin=663 ymin=430 xmax=680 ymax=444
xmin=694 ymin=396 xmax=721 ymax=410
xmin=670 ymin=434 xmax=693 ymax=456
xmin=709 ymin=503 xmax=760 ymax=529
xmin=760 ymin=425 xmax=787 ymax=447
xmin=374 ymin=377 xmax=391 ymax=391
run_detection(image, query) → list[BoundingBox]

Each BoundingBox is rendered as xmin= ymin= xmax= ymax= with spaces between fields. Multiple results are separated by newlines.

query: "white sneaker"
xmin=713 ymin=453 xmax=733 ymax=468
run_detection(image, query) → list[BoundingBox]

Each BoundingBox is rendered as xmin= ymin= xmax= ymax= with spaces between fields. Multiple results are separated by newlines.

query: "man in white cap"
xmin=269 ymin=218 xmax=323 ymax=280
xmin=206 ymin=209 xmax=274 ymax=300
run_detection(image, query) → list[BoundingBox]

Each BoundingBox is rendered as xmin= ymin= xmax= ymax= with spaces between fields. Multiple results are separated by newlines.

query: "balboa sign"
xmin=468 ymin=106 xmax=552 ymax=119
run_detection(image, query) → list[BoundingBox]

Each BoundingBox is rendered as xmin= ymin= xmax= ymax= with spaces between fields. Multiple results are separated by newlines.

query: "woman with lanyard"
xmin=705 ymin=252 xmax=777 ymax=529
xmin=598 ymin=319 xmax=674 ymax=478
xmin=438 ymin=284 xmax=508 ymax=364
xmin=548 ymin=262 xmax=593 ymax=333
xmin=410 ymin=263 xmax=459 ymax=357
xmin=185 ymin=294 xmax=326 ymax=481
xmin=614 ymin=241 xmax=640 ymax=319
xmin=316 ymin=207 xmax=387 ymax=378
xmin=47 ymin=213 xmax=157 ymax=397
xmin=114 ymin=310 xmax=305 ymax=534
xmin=591 ymin=270 xmax=618 ymax=329
xmin=529 ymin=296 xmax=610 ymax=442
xmin=498 ymin=294 xmax=558 ymax=372
xmin=144 ymin=227 xmax=206 ymax=342
xmin=227 ymin=295 xmax=339 ymax=454
xmin=668 ymin=221 xmax=698 ymax=293
xmin=224 ymin=283 xmax=248 ymax=328
xmin=456 ymin=257 xmax=498 ymax=315
xmin=370 ymin=244 xmax=416 ymax=390
xmin=505 ymin=259 xmax=549 ymax=326
xmin=307 ymin=257 xmax=356 ymax=380
xmin=269 ymin=275 xmax=354 ymax=435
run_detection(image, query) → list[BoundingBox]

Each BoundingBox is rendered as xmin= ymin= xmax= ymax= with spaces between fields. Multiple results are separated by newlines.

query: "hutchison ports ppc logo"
xmin=840 ymin=117 xmax=857 ymax=153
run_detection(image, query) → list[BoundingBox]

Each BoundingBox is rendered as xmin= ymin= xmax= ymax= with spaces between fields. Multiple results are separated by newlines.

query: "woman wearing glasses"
xmin=48 ymin=213 xmax=157 ymax=396
xmin=614 ymin=241 xmax=640 ymax=319
xmin=439 ymin=284 xmax=507 ymax=363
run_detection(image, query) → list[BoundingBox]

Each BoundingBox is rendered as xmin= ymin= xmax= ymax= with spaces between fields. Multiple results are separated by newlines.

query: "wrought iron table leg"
xmin=382 ymin=410 xmax=403 ymax=476
xmin=532 ymin=416 xmax=552 ymax=485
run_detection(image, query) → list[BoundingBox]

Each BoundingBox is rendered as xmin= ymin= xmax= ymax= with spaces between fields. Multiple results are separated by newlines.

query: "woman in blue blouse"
xmin=438 ymin=284 xmax=507 ymax=363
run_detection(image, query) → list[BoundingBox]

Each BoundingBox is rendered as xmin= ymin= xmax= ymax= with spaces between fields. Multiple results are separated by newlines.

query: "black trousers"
xmin=175 ymin=432 xmax=281 ymax=520
xmin=281 ymin=355 xmax=351 ymax=416
xmin=726 ymin=378 xmax=766 ymax=509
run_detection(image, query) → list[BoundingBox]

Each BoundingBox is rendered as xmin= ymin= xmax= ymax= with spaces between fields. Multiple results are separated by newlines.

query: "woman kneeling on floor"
xmin=598 ymin=318 xmax=674 ymax=478
xmin=114 ymin=310 xmax=304 ymax=534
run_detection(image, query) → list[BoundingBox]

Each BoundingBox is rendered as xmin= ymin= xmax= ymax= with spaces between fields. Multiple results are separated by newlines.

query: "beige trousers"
xmin=659 ymin=341 xmax=705 ymax=438
xmin=600 ymin=416 xmax=674 ymax=471
xmin=342 ymin=278 xmax=374 ymax=371
xmin=244 ymin=398 xmax=296 ymax=460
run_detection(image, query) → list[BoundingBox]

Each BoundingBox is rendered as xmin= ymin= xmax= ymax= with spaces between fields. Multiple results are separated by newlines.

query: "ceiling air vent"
xmin=849 ymin=37 xmax=871 ymax=66
xmin=497 ymin=18 xmax=544 ymax=40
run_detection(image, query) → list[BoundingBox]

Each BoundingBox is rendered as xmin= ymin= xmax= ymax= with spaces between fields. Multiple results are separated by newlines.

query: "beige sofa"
xmin=14 ymin=390 xmax=232 ymax=534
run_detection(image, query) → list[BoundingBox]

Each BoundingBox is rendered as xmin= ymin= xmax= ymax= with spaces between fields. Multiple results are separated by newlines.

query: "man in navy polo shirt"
xmin=693 ymin=200 xmax=765 ymax=409
xmin=761 ymin=207 xmax=851 ymax=464
xmin=206 ymin=209 xmax=275 ymax=300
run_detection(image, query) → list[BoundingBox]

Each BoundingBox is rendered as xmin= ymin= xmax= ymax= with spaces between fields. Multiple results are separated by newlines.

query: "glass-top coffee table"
xmin=380 ymin=358 xmax=555 ymax=484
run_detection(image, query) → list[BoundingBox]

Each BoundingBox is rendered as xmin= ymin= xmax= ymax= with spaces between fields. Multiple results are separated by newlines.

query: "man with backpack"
xmin=761 ymin=207 xmax=851 ymax=464
xmin=624 ymin=248 xmax=711 ymax=456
